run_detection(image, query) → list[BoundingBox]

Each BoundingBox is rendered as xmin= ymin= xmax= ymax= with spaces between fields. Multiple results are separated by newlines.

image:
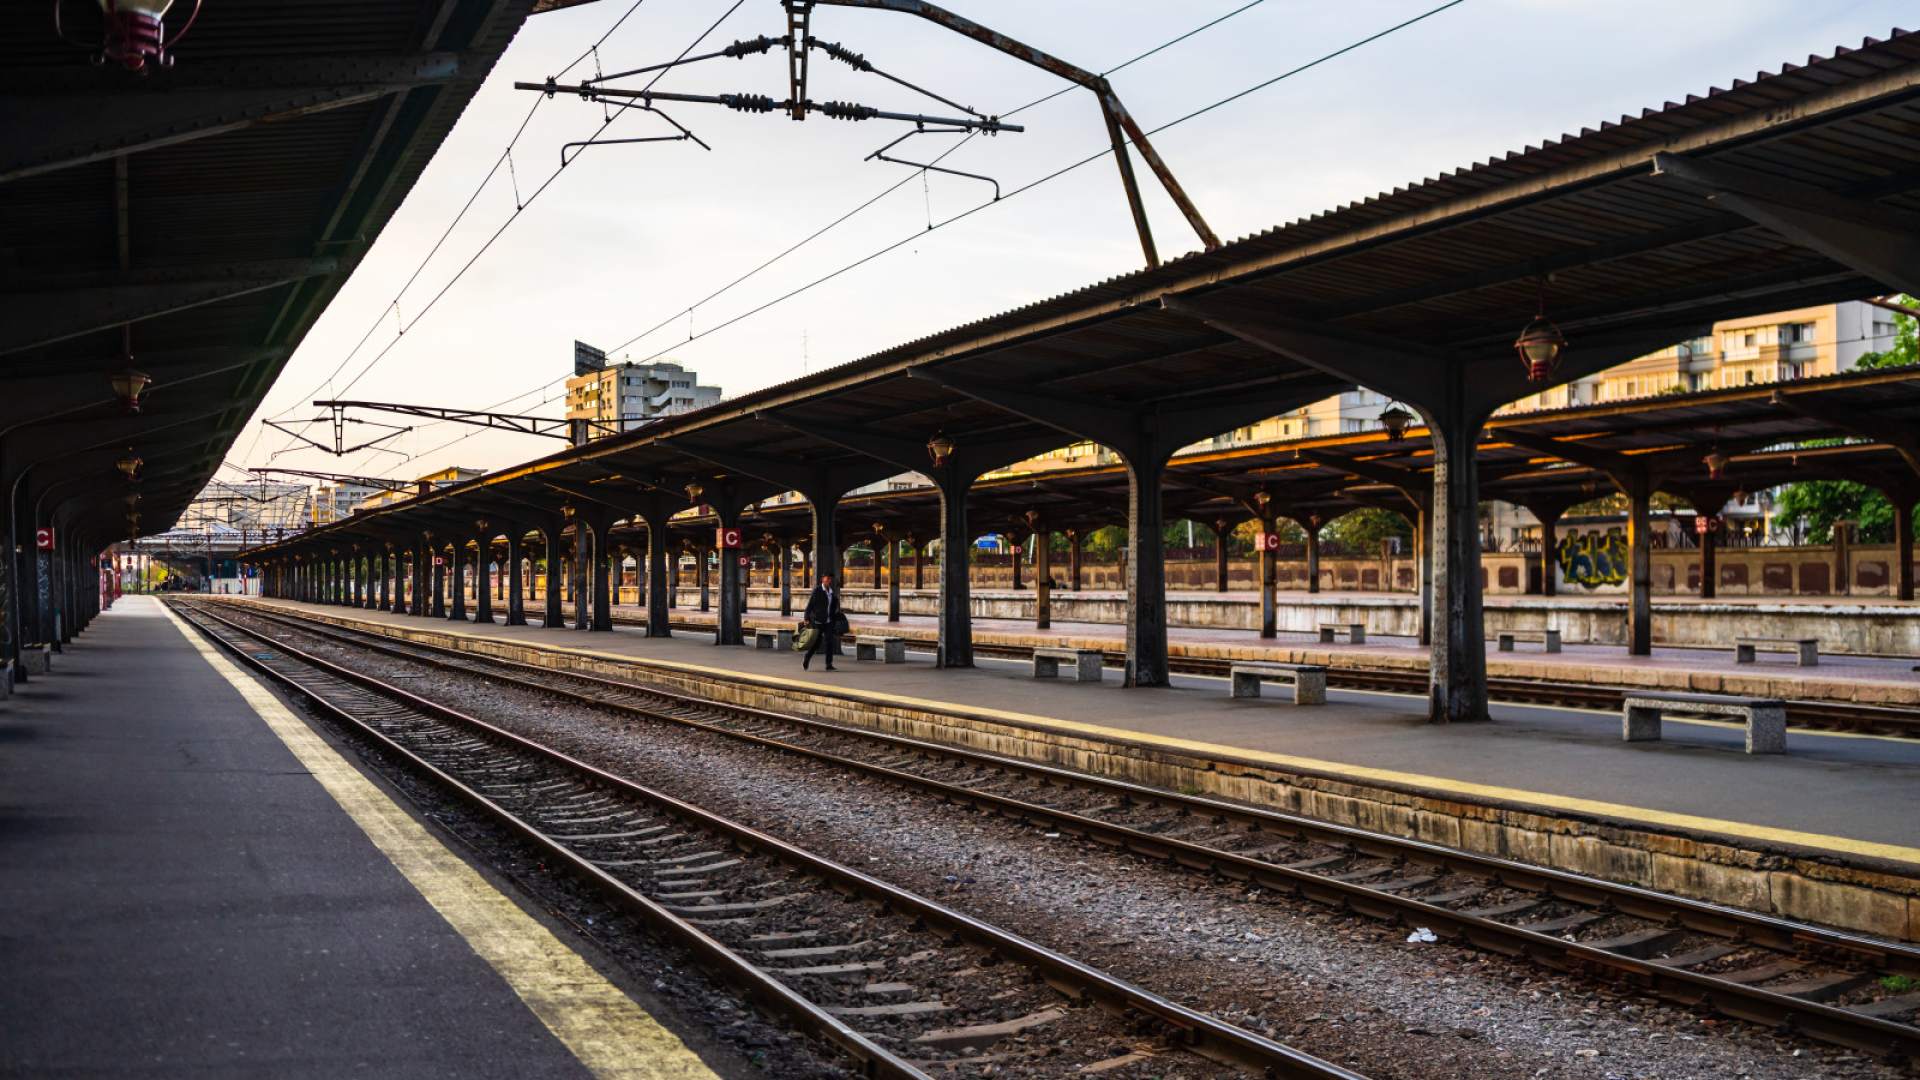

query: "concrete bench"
xmin=753 ymin=627 xmax=793 ymax=651
xmin=18 ymin=644 xmax=50 ymax=676
xmin=1229 ymin=661 xmax=1327 ymax=705
xmin=1317 ymin=622 xmax=1366 ymax=644
xmin=1621 ymin=691 xmax=1786 ymax=755
xmin=1033 ymin=646 xmax=1103 ymax=682
xmin=1497 ymin=629 xmax=1561 ymax=654
xmin=854 ymin=635 xmax=906 ymax=664
xmin=1734 ymin=637 xmax=1818 ymax=667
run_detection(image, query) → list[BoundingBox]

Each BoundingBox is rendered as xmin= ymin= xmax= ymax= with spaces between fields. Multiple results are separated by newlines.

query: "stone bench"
xmin=1621 ymin=691 xmax=1787 ymax=755
xmin=1734 ymin=636 xmax=1818 ymax=667
xmin=1497 ymin=629 xmax=1561 ymax=654
xmin=1033 ymin=646 xmax=1103 ymax=682
xmin=753 ymin=627 xmax=793 ymax=651
xmin=1229 ymin=661 xmax=1327 ymax=705
xmin=854 ymin=635 xmax=906 ymax=664
xmin=18 ymin=644 xmax=50 ymax=676
xmin=1317 ymin=622 xmax=1366 ymax=644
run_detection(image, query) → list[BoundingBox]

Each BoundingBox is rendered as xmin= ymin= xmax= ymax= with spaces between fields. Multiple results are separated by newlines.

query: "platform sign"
xmin=432 ymin=556 xmax=444 ymax=567
xmin=737 ymin=555 xmax=749 ymax=568
xmin=1256 ymin=532 xmax=1282 ymax=552
xmin=716 ymin=526 xmax=742 ymax=549
xmin=34 ymin=526 xmax=53 ymax=550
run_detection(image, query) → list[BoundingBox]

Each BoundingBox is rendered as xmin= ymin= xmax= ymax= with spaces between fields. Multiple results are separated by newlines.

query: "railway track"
xmin=171 ymin=599 xmax=1361 ymax=1080
xmin=197 ymin=598 xmax=1920 ymax=1064
xmin=560 ymin=606 xmax=1920 ymax=737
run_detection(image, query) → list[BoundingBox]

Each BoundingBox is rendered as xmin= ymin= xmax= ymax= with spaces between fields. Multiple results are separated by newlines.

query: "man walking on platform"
xmin=801 ymin=572 xmax=845 ymax=671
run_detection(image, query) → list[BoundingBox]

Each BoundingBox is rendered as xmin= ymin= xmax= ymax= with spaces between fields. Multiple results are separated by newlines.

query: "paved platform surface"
xmin=595 ymin=599 xmax=1920 ymax=697
xmin=0 ymin=597 xmax=704 ymax=1078
xmin=248 ymin=597 xmax=1920 ymax=866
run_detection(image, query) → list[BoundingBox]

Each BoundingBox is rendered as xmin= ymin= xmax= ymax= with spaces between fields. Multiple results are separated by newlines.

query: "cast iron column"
xmin=542 ymin=524 xmax=564 ymax=628
xmin=412 ymin=544 xmax=428 ymax=616
xmin=472 ymin=528 xmax=494 ymax=624
xmin=1304 ymin=519 xmax=1322 ymax=594
xmin=1421 ymin=395 xmax=1490 ymax=722
xmin=571 ymin=519 xmax=590 ymax=630
xmin=1213 ymin=518 xmax=1229 ymax=592
xmin=504 ymin=527 xmax=526 ymax=626
xmin=1068 ymin=528 xmax=1082 ymax=591
xmin=778 ymin=541 xmax=794 ymax=617
xmin=930 ymin=471 xmax=971 ymax=667
xmin=886 ymin=535 xmax=901 ymax=622
xmin=1258 ymin=514 xmax=1277 ymax=639
xmin=642 ymin=512 xmax=672 ymax=638
xmin=450 ymin=539 xmax=468 ymax=622
xmin=697 ymin=542 xmax=710 ymax=613
xmin=1623 ymin=472 xmax=1653 ymax=655
xmin=1896 ymin=495 xmax=1917 ymax=603
xmin=430 ymin=546 xmax=447 ymax=618
xmin=1033 ymin=521 xmax=1052 ymax=631
xmin=588 ymin=514 xmax=612 ymax=633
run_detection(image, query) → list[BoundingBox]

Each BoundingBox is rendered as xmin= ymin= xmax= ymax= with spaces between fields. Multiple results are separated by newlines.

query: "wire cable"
xmin=617 ymin=0 xmax=1466 ymax=366
xmin=603 ymin=0 xmax=1270 ymax=357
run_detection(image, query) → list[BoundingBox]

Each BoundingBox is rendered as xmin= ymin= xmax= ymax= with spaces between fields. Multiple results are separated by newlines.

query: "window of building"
xmin=1744 ymin=369 xmax=1755 ymax=384
xmin=1743 ymin=332 xmax=1756 ymax=347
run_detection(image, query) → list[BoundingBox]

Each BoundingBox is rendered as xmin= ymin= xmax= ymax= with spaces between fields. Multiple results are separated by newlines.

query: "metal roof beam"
xmin=1770 ymin=386 xmax=1920 ymax=476
xmin=1652 ymin=151 xmax=1920 ymax=295
xmin=1 ymin=53 xmax=464 ymax=184
xmin=0 ymin=258 xmax=337 ymax=356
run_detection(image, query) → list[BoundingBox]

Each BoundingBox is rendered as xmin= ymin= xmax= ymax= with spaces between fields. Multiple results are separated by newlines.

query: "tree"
xmin=1856 ymin=295 xmax=1918 ymax=369
xmin=1324 ymin=507 xmax=1410 ymax=553
xmin=1767 ymin=330 xmax=1916 ymax=543
xmin=1772 ymin=480 xmax=1893 ymax=543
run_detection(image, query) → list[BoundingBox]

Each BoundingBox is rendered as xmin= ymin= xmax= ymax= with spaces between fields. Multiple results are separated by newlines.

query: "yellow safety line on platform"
xmin=244 ymin=598 xmax=1920 ymax=867
xmin=159 ymin=600 xmax=718 ymax=1080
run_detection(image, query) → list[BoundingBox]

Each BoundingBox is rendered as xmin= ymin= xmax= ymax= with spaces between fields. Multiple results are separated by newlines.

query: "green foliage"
xmin=1083 ymin=525 xmax=1128 ymax=561
xmin=1772 ymin=480 xmax=1894 ymax=544
xmin=1768 ymin=312 xmax=1917 ymax=543
xmin=1324 ymin=507 xmax=1410 ymax=553
xmin=1856 ymin=297 xmax=1918 ymax=369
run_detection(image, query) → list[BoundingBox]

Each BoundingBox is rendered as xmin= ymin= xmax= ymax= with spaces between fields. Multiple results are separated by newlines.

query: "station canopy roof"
xmin=247 ymin=28 xmax=1920 ymax=558
xmin=1 ymin=0 xmax=557 ymax=549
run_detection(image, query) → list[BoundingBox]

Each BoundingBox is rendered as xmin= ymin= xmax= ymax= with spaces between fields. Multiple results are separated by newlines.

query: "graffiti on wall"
xmin=1556 ymin=530 xmax=1629 ymax=589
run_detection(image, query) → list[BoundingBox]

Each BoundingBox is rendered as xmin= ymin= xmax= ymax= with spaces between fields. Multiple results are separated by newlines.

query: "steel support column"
xmin=1213 ymin=518 xmax=1229 ymax=593
xmin=886 ymin=536 xmax=901 ymax=623
xmin=1258 ymin=515 xmax=1277 ymax=639
xmin=1623 ymin=473 xmax=1654 ymax=656
xmin=449 ymin=540 xmax=467 ymax=622
xmin=643 ymin=514 xmax=672 ymax=637
xmin=505 ymin=528 xmax=527 ymax=626
xmin=472 ymin=529 xmax=494 ymax=625
xmin=542 ymin=524 xmax=564 ymax=628
xmin=1423 ymin=398 xmax=1490 ymax=722
xmin=1896 ymin=496 xmax=1917 ymax=603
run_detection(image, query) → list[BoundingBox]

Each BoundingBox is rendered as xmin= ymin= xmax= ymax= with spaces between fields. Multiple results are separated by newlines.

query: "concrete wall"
xmin=702 ymin=587 xmax=1920 ymax=657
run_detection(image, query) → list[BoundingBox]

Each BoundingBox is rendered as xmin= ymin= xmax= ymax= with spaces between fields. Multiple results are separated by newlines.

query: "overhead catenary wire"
xmin=351 ymin=0 xmax=1438 ymax=482
xmin=241 ymin=0 xmax=662 ymax=471
xmin=615 ymin=0 xmax=1467 ymax=367
xmin=603 ymin=0 xmax=1274 ymax=358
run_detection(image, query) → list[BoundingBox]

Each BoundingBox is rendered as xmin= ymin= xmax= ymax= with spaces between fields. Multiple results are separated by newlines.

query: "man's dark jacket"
xmin=803 ymin=583 xmax=846 ymax=632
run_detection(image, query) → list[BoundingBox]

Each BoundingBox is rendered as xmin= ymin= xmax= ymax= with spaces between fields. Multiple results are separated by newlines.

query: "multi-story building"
xmin=1501 ymin=300 xmax=1897 ymax=412
xmin=308 ymin=482 xmax=381 ymax=525
xmin=356 ymin=466 xmax=486 ymax=512
xmin=565 ymin=341 xmax=722 ymax=441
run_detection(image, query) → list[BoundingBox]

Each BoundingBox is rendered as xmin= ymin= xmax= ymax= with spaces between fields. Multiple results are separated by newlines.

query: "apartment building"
xmin=565 ymin=340 xmax=722 ymax=441
xmin=355 ymin=466 xmax=486 ymax=512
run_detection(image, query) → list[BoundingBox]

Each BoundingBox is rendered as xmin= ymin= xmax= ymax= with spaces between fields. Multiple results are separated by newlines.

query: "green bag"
xmin=793 ymin=624 xmax=817 ymax=652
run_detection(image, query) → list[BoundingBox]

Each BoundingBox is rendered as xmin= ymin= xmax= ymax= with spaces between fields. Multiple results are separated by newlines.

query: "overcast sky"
xmin=228 ymin=0 xmax=1913 ymax=484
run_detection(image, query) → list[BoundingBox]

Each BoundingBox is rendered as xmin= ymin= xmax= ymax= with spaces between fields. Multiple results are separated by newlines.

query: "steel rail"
xmin=173 ymin=599 xmax=1366 ymax=1080
xmin=207 ymin=599 xmax=1920 ymax=1063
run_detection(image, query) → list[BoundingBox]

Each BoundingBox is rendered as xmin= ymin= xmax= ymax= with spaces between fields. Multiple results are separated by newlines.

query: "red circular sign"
xmin=738 ymin=555 xmax=749 ymax=568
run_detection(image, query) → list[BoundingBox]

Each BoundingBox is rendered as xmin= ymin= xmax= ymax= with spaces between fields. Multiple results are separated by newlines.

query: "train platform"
xmin=0 ymin=596 xmax=718 ymax=1079
xmin=231 ymin=594 xmax=1920 ymax=943
xmin=629 ymin=597 xmax=1920 ymax=707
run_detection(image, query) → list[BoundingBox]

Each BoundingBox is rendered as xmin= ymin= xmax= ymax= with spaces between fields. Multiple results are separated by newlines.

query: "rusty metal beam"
xmin=810 ymin=0 xmax=1218 ymax=262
